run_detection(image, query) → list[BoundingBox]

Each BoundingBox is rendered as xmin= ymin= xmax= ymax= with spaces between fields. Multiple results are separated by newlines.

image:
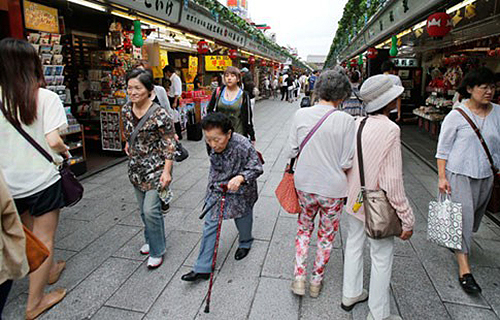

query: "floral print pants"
xmin=294 ymin=191 xmax=344 ymax=285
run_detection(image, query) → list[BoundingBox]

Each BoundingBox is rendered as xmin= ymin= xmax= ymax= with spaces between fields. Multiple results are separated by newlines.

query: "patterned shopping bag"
xmin=427 ymin=194 xmax=463 ymax=250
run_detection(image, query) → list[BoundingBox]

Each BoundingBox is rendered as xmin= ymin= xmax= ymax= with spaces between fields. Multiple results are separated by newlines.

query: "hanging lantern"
xmin=426 ymin=12 xmax=452 ymax=38
xmin=280 ymin=63 xmax=284 ymax=69
xmin=389 ymin=35 xmax=398 ymax=57
xmin=358 ymin=54 xmax=363 ymax=66
xmin=487 ymin=49 xmax=496 ymax=57
xmin=132 ymin=20 xmax=144 ymax=47
xmin=248 ymin=55 xmax=256 ymax=64
xmin=350 ymin=58 xmax=357 ymax=67
xmin=197 ymin=40 xmax=209 ymax=54
xmin=228 ymin=49 xmax=238 ymax=60
xmin=260 ymin=60 xmax=267 ymax=67
xmin=367 ymin=47 xmax=378 ymax=59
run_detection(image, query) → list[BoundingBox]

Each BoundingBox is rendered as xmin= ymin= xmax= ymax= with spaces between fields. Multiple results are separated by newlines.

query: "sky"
xmin=218 ymin=0 xmax=349 ymax=60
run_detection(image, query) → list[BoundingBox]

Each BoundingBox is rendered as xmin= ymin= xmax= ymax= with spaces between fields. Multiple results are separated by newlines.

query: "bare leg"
xmin=456 ymin=252 xmax=470 ymax=276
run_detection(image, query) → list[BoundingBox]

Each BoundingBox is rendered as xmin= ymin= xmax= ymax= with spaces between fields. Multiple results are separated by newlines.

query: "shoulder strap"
xmin=357 ymin=117 xmax=369 ymax=188
xmin=299 ymin=108 xmax=337 ymax=152
xmin=0 ymin=101 xmax=54 ymax=164
xmin=129 ymin=104 xmax=160 ymax=148
xmin=455 ymin=108 xmax=497 ymax=172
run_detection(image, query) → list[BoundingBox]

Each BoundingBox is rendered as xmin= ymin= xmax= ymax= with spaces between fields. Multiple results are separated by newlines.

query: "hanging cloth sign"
xmin=205 ymin=56 xmax=232 ymax=71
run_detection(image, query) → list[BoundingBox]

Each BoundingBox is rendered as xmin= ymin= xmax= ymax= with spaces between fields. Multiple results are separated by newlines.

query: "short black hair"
xmin=350 ymin=70 xmax=360 ymax=83
xmin=126 ymin=68 xmax=154 ymax=91
xmin=457 ymin=67 xmax=495 ymax=98
xmin=381 ymin=60 xmax=395 ymax=73
xmin=163 ymin=65 xmax=175 ymax=74
xmin=201 ymin=112 xmax=234 ymax=134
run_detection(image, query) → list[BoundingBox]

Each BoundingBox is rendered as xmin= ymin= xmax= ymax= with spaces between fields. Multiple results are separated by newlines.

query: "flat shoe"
xmin=48 ymin=261 xmax=66 ymax=285
xmin=181 ymin=271 xmax=210 ymax=282
xmin=459 ymin=273 xmax=482 ymax=294
xmin=309 ymin=282 xmax=322 ymax=298
xmin=291 ymin=279 xmax=306 ymax=296
xmin=341 ymin=289 xmax=369 ymax=311
xmin=234 ymin=248 xmax=250 ymax=261
xmin=26 ymin=288 xmax=66 ymax=320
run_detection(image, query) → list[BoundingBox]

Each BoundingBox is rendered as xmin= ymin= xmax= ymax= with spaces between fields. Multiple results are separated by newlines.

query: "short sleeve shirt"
xmin=0 ymin=88 xmax=68 ymax=198
xmin=168 ymin=73 xmax=183 ymax=98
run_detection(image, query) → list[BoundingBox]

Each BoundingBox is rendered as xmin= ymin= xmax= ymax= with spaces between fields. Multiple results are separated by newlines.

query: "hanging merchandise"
xmin=248 ymin=55 xmax=256 ymax=64
xmin=389 ymin=35 xmax=398 ymax=57
xmin=228 ymin=49 xmax=237 ymax=60
xmin=184 ymin=0 xmax=189 ymax=10
xmin=350 ymin=58 xmax=358 ymax=67
xmin=358 ymin=54 xmax=363 ymax=66
xmin=367 ymin=47 xmax=378 ymax=59
xmin=197 ymin=40 xmax=209 ymax=54
xmin=260 ymin=60 xmax=267 ymax=67
xmin=132 ymin=20 xmax=144 ymax=47
xmin=426 ymin=12 xmax=452 ymax=38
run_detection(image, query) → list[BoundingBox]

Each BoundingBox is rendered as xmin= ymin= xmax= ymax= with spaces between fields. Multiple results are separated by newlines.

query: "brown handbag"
xmin=456 ymin=108 xmax=500 ymax=213
xmin=357 ymin=117 xmax=402 ymax=239
xmin=23 ymin=225 xmax=50 ymax=273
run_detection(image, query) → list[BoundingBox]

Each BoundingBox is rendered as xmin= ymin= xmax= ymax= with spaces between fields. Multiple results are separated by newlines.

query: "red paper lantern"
xmin=197 ymin=40 xmax=209 ymax=54
xmin=280 ymin=63 xmax=284 ymax=69
xmin=350 ymin=58 xmax=358 ymax=67
xmin=427 ymin=13 xmax=452 ymax=38
xmin=487 ymin=50 xmax=496 ymax=57
xmin=248 ymin=56 xmax=256 ymax=64
xmin=228 ymin=49 xmax=237 ymax=60
xmin=260 ymin=60 xmax=267 ymax=67
xmin=367 ymin=47 xmax=378 ymax=59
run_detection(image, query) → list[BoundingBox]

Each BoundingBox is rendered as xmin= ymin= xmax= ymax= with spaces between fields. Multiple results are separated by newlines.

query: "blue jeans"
xmin=134 ymin=187 xmax=166 ymax=258
xmin=193 ymin=208 xmax=254 ymax=273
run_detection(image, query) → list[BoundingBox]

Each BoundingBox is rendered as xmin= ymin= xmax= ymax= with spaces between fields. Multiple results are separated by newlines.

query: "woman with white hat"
xmin=342 ymin=74 xmax=415 ymax=320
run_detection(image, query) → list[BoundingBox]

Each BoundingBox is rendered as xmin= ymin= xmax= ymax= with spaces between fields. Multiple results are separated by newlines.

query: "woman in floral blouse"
xmin=181 ymin=112 xmax=263 ymax=282
xmin=123 ymin=69 xmax=176 ymax=269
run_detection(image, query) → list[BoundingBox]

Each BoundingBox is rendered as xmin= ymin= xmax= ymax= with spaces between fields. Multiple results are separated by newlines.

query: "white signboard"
xmin=109 ymin=0 xmax=182 ymax=24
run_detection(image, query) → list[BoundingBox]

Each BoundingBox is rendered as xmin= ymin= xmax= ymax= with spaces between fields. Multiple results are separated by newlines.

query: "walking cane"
xmin=204 ymin=183 xmax=228 ymax=313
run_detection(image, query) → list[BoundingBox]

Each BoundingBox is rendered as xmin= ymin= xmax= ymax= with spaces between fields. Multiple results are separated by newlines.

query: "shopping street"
xmin=4 ymin=99 xmax=500 ymax=320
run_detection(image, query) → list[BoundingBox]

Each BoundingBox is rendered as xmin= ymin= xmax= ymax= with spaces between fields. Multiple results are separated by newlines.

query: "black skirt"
xmin=14 ymin=179 xmax=65 ymax=216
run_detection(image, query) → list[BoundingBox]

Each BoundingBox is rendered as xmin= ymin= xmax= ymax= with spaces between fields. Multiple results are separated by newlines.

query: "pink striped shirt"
xmin=346 ymin=115 xmax=415 ymax=231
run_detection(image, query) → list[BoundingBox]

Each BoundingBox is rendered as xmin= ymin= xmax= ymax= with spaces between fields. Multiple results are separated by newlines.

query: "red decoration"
xmin=228 ymin=49 xmax=237 ymax=60
xmin=487 ymin=49 xmax=496 ymax=57
xmin=280 ymin=63 xmax=284 ymax=69
xmin=350 ymin=58 xmax=357 ymax=67
xmin=274 ymin=62 xmax=279 ymax=69
xmin=367 ymin=47 xmax=378 ymax=59
xmin=197 ymin=40 xmax=209 ymax=54
xmin=427 ymin=13 xmax=452 ymax=38
xmin=260 ymin=60 xmax=267 ymax=67
xmin=248 ymin=56 xmax=256 ymax=64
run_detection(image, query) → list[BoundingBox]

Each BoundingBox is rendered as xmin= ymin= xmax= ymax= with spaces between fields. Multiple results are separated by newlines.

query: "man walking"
xmin=164 ymin=65 xmax=183 ymax=139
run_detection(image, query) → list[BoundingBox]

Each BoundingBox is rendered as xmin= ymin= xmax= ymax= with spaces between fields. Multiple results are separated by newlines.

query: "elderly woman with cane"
xmin=181 ymin=112 xmax=263 ymax=282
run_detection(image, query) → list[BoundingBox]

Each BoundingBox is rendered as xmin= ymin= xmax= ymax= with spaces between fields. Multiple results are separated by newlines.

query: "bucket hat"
xmin=360 ymin=74 xmax=404 ymax=113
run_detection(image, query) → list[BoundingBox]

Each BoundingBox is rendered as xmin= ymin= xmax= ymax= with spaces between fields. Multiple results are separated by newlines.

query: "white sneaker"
xmin=140 ymin=244 xmax=150 ymax=255
xmin=290 ymin=279 xmax=306 ymax=296
xmin=147 ymin=256 xmax=163 ymax=269
xmin=341 ymin=289 xmax=368 ymax=311
xmin=367 ymin=312 xmax=402 ymax=320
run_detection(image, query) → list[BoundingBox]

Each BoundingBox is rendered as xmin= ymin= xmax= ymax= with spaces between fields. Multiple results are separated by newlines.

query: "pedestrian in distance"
xmin=181 ymin=112 xmax=263 ymax=282
xmin=436 ymin=67 xmax=499 ymax=294
xmin=281 ymin=72 xmax=289 ymax=101
xmin=287 ymin=74 xmax=295 ymax=103
xmin=241 ymin=67 xmax=256 ymax=116
xmin=288 ymin=69 xmax=356 ymax=298
xmin=381 ymin=60 xmax=403 ymax=123
xmin=123 ymin=69 xmax=176 ymax=269
xmin=342 ymin=74 xmax=414 ymax=320
xmin=206 ymin=66 xmax=256 ymax=145
xmin=164 ymin=65 xmax=184 ymax=139
xmin=340 ymin=70 xmax=365 ymax=117
xmin=0 ymin=38 xmax=68 ymax=319
xmin=272 ymin=76 xmax=279 ymax=99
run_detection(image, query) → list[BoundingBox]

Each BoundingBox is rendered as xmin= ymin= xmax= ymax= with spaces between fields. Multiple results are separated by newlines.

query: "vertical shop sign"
xmin=23 ymin=0 xmax=59 ymax=33
xmin=188 ymin=56 xmax=198 ymax=79
xmin=205 ymin=56 xmax=232 ymax=71
xmin=108 ymin=0 xmax=182 ymax=24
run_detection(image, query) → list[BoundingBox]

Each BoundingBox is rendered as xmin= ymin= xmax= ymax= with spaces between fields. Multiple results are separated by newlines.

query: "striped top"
xmin=345 ymin=115 xmax=415 ymax=231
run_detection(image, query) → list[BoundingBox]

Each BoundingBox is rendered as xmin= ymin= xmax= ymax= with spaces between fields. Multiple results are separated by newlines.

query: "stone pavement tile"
xmin=474 ymin=267 xmax=500 ymax=317
xmin=444 ymin=302 xmax=499 ymax=320
xmin=173 ymin=168 xmax=208 ymax=191
xmin=176 ymin=202 xmax=206 ymax=234
xmin=106 ymin=230 xmax=200 ymax=313
xmin=2 ymin=293 xmax=28 ymax=320
xmin=470 ymin=238 xmax=500 ymax=268
xmin=118 ymin=210 xmax=144 ymax=227
xmin=56 ymin=218 xmax=89 ymax=242
xmin=262 ymin=216 xmax=297 ymax=280
xmin=253 ymin=195 xmax=280 ymax=241
xmin=189 ymin=177 xmax=210 ymax=193
xmin=55 ymin=224 xmax=140 ymax=291
xmin=351 ymin=289 xmax=400 ymax=320
xmin=171 ymin=190 xmax=206 ymax=209
xmin=112 ymin=230 xmax=147 ymax=261
xmin=391 ymin=255 xmax=451 ymax=320
xmin=92 ymin=307 xmax=145 ymax=320
xmin=40 ymin=257 xmax=141 ymax=320
xmin=260 ymin=172 xmax=284 ymax=197
xmin=144 ymin=266 xmax=212 ymax=320
xmin=394 ymin=237 xmax=415 ymax=257
xmin=56 ymin=199 xmax=137 ymax=251
xmin=475 ymin=220 xmax=500 ymax=240
xmin=300 ymin=249 xmax=350 ymax=320
xmin=248 ymin=277 xmax=299 ymax=320
xmin=193 ymin=240 xmax=269 ymax=320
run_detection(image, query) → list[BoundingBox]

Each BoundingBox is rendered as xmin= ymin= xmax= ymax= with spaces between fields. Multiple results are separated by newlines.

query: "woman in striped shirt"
xmin=342 ymin=75 xmax=415 ymax=320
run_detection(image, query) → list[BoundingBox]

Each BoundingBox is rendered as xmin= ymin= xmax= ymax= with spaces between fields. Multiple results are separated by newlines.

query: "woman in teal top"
xmin=207 ymin=66 xmax=255 ymax=142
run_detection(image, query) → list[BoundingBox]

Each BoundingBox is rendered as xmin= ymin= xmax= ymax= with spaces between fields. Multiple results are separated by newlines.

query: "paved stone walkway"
xmin=4 ymin=99 xmax=500 ymax=320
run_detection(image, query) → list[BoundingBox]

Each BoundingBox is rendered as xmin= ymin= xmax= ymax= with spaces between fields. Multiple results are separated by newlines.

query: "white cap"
xmin=241 ymin=67 xmax=249 ymax=73
xmin=360 ymin=74 xmax=404 ymax=113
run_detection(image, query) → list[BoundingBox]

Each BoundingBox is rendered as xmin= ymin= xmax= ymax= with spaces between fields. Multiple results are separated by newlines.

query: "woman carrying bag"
xmin=287 ymin=69 xmax=356 ymax=298
xmin=0 ymin=38 xmax=68 ymax=319
xmin=436 ymin=67 xmax=499 ymax=294
xmin=342 ymin=75 xmax=414 ymax=320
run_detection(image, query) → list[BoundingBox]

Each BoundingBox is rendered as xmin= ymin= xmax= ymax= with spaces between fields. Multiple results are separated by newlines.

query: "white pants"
xmin=343 ymin=214 xmax=394 ymax=320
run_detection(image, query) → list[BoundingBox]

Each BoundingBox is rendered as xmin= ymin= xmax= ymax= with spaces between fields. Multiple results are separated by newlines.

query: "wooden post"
xmin=7 ymin=0 xmax=24 ymax=39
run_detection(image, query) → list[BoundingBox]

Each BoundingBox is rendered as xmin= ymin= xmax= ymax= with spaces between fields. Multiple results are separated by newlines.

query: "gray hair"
xmin=314 ymin=69 xmax=351 ymax=102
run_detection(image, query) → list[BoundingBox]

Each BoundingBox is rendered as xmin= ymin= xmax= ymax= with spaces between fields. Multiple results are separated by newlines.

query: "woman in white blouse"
xmin=436 ymin=67 xmax=500 ymax=294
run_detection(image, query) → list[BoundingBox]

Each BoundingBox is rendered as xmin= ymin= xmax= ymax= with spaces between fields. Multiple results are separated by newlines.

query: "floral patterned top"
xmin=122 ymin=103 xmax=176 ymax=192
xmin=205 ymin=133 xmax=264 ymax=220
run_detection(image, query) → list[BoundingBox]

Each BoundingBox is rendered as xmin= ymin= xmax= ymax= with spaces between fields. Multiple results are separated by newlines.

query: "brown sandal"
xmin=26 ymin=288 xmax=66 ymax=320
xmin=48 ymin=260 xmax=66 ymax=285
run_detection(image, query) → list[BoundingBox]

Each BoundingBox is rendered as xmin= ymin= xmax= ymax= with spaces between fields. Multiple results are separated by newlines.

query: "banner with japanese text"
xmin=205 ymin=56 xmax=232 ymax=72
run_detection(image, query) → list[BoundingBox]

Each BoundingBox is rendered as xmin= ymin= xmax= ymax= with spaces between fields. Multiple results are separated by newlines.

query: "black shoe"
xmin=459 ymin=273 xmax=482 ymax=294
xmin=234 ymin=248 xmax=250 ymax=261
xmin=181 ymin=271 xmax=210 ymax=282
xmin=161 ymin=202 xmax=170 ymax=214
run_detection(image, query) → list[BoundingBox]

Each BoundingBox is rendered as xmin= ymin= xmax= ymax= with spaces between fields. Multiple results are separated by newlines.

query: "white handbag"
xmin=427 ymin=193 xmax=463 ymax=250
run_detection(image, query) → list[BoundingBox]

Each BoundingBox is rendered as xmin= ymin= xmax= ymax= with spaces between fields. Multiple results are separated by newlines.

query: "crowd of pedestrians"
xmin=0 ymin=37 xmax=498 ymax=320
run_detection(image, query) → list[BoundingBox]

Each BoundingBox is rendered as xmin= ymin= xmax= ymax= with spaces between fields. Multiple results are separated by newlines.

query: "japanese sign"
xmin=108 ymin=0 xmax=182 ymax=24
xmin=205 ymin=56 xmax=232 ymax=72
xmin=391 ymin=58 xmax=419 ymax=68
xmin=24 ymin=1 xmax=59 ymax=33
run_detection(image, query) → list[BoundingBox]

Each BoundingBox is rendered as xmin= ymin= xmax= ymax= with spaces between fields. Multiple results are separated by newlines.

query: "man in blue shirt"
xmin=307 ymin=71 xmax=320 ymax=95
